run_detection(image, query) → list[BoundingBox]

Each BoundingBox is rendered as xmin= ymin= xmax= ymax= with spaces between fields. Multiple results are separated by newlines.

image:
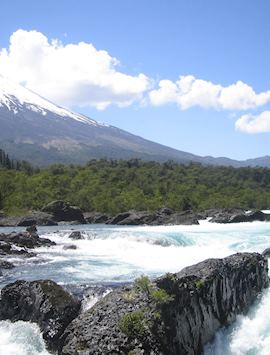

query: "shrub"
xmin=151 ymin=288 xmax=174 ymax=305
xmin=195 ymin=279 xmax=205 ymax=289
xmin=119 ymin=310 xmax=148 ymax=337
xmin=134 ymin=275 xmax=153 ymax=296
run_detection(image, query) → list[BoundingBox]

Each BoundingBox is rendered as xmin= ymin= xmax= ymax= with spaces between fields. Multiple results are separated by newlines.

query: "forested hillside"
xmin=1 ymin=159 xmax=270 ymax=215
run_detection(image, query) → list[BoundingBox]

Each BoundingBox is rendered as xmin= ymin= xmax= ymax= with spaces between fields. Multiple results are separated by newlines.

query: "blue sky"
xmin=1 ymin=0 xmax=270 ymax=159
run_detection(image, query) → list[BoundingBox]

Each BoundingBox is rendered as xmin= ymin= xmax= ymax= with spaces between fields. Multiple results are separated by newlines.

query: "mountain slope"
xmin=0 ymin=76 xmax=270 ymax=167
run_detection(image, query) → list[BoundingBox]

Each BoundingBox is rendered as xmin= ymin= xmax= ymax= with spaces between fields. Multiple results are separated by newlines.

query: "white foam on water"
xmin=204 ymin=288 xmax=270 ymax=355
xmin=0 ymin=321 xmax=50 ymax=355
xmin=7 ymin=220 xmax=268 ymax=285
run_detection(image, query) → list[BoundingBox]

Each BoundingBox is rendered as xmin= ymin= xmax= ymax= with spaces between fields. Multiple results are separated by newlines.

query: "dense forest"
xmin=1 ymin=156 xmax=270 ymax=215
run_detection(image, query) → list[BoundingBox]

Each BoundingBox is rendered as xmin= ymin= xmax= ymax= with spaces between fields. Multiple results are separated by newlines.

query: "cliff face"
xmin=60 ymin=253 xmax=269 ymax=355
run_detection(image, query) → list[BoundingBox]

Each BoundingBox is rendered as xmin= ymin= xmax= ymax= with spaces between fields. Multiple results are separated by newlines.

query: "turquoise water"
xmin=1 ymin=220 xmax=270 ymax=354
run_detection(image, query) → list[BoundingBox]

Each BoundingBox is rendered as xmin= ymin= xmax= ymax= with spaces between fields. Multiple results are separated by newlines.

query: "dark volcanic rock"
xmin=165 ymin=210 xmax=199 ymax=225
xmin=60 ymin=252 xmax=268 ymax=355
xmin=0 ymin=232 xmax=56 ymax=249
xmin=17 ymin=211 xmax=57 ymax=226
xmin=262 ymin=247 xmax=270 ymax=258
xmin=68 ymin=231 xmax=83 ymax=240
xmin=0 ymin=240 xmax=36 ymax=257
xmin=42 ymin=200 xmax=85 ymax=224
xmin=210 ymin=209 xmax=270 ymax=224
xmin=108 ymin=210 xmax=157 ymax=226
xmin=84 ymin=212 xmax=110 ymax=224
xmin=0 ymin=280 xmax=81 ymax=351
xmin=107 ymin=209 xmax=199 ymax=226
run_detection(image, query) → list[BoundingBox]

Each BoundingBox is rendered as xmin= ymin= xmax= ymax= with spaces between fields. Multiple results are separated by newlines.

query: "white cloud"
xmin=0 ymin=29 xmax=150 ymax=109
xmin=149 ymin=75 xmax=270 ymax=111
xmin=235 ymin=111 xmax=270 ymax=133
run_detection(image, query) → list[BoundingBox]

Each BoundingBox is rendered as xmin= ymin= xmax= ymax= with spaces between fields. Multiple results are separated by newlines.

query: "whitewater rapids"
xmin=1 ymin=219 xmax=270 ymax=354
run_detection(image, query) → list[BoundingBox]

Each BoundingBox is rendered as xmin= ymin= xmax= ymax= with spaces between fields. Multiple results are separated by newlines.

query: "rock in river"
xmin=60 ymin=252 xmax=269 ymax=355
xmin=0 ymin=280 xmax=81 ymax=351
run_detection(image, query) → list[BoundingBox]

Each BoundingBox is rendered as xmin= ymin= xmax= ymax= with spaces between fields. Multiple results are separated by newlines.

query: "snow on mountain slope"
xmin=0 ymin=75 xmax=107 ymax=127
xmin=1 ymin=76 xmax=270 ymax=167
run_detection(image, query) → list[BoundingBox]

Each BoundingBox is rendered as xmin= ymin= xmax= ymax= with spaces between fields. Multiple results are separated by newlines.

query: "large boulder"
xmin=17 ymin=211 xmax=57 ymax=226
xmin=42 ymin=200 xmax=85 ymax=224
xmin=60 ymin=252 xmax=268 ymax=355
xmin=0 ymin=280 xmax=81 ymax=351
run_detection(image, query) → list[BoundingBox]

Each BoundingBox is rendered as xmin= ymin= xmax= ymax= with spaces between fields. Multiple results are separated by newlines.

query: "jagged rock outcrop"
xmin=106 ymin=208 xmax=199 ymax=226
xmin=42 ymin=200 xmax=86 ymax=224
xmin=0 ymin=280 xmax=81 ymax=351
xmin=209 ymin=209 xmax=270 ymax=224
xmin=60 ymin=252 xmax=269 ymax=355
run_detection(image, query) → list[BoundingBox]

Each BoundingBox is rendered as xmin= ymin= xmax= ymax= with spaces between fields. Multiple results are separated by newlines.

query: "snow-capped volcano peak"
xmin=0 ymin=75 xmax=107 ymax=127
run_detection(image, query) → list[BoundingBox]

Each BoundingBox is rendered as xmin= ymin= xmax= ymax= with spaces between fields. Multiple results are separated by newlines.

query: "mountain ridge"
xmin=0 ymin=76 xmax=270 ymax=167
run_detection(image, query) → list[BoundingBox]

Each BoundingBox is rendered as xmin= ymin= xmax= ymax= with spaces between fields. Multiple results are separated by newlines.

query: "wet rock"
xmin=42 ymin=200 xmax=86 ymax=224
xmin=60 ymin=252 xmax=268 ymax=355
xmin=210 ymin=209 xmax=270 ymax=224
xmin=0 ymin=232 xmax=56 ymax=249
xmin=0 ymin=241 xmax=35 ymax=257
xmin=262 ymin=247 xmax=270 ymax=258
xmin=63 ymin=244 xmax=77 ymax=250
xmin=0 ymin=280 xmax=81 ymax=352
xmin=68 ymin=231 xmax=83 ymax=240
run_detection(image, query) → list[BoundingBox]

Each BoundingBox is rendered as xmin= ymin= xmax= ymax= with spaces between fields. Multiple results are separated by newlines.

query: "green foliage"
xmin=119 ymin=310 xmax=148 ymax=337
xmin=134 ymin=275 xmax=174 ymax=306
xmin=151 ymin=289 xmax=174 ymax=305
xmin=1 ymin=158 xmax=270 ymax=215
xmin=195 ymin=279 xmax=205 ymax=289
xmin=134 ymin=275 xmax=153 ymax=296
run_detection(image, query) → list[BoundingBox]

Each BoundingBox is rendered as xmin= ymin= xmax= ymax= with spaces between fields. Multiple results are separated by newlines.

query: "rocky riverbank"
xmin=1 ymin=200 xmax=270 ymax=227
xmin=0 ymin=252 xmax=268 ymax=354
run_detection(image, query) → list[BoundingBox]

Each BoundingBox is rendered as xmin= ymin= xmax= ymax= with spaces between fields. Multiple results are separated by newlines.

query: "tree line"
xmin=1 ymin=157 xmax=270 ymax=215
xmin=0 ymin=148 xmax=34 ymax=174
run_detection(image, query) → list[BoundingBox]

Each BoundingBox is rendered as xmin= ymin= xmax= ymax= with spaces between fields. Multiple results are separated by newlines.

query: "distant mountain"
xmin=0 ymin=75 xmax=269 ymax=167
